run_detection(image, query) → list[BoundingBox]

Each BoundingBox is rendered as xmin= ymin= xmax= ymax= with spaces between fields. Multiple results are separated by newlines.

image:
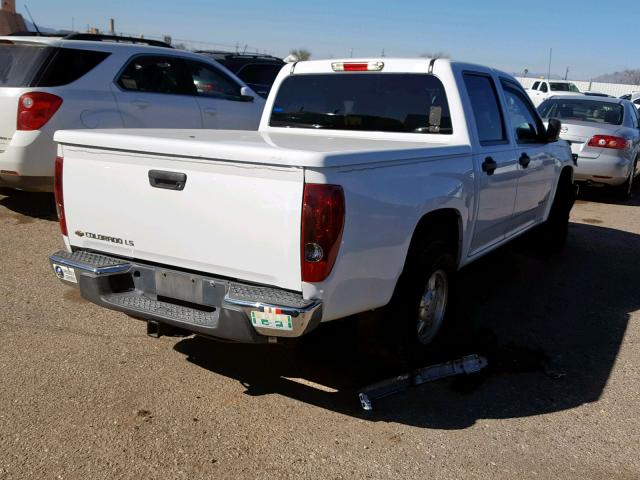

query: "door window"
xmin=539 ymin=82 xmax=548 ymax=93
xmin=186 ymin=60 xmax=243 ymax=100
xmin=463 ymin=73 xmax=507 ymax=145
xmin=501 ymin=80 xmax=545 ymax=143
xmin=531 ymin=81 xmax=540 ymax=90
xmin=117 ymin=55 xmax=195 ymax=95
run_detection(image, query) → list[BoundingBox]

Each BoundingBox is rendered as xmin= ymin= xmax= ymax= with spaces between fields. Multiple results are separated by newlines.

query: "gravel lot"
xmin=0 ymin=186 xmax=639 ymax=480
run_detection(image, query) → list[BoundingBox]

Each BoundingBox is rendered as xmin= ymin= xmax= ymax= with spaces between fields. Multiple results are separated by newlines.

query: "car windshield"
xmin=538 ymin=99 xmax=623 ymax=125
xmin=550 ymin=82 xmax=580 ymax=93
xmin=270 ymin=73 xmax=452 ymax=134
xmin=0 ymin=43 xmax=53 ymax=86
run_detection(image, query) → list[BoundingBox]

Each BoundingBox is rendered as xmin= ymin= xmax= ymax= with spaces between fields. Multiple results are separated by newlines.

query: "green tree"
xmin=289 ymin=48 xmax=311 ymax=61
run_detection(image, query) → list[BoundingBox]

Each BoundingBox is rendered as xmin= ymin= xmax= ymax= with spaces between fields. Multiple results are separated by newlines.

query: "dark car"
xmin=196 ymin=51 xmax=285 ymax=98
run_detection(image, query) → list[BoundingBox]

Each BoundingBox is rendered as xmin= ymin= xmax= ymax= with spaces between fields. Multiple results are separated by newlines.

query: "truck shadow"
xmin=0 ymin=188 xmax=57 ymax=221
xmin=173 ymin=222 xmax=638 ymax=429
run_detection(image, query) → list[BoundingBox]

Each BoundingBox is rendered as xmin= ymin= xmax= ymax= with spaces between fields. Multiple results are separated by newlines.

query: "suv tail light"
xmin=54 ymin=156 xmax=67 ymax=236
xmin=301 ymin=184 xmax=345 ymax=283
xmin=17 ymin=92 xmax=63 ymax=131
xmin=587 ymin=135 xmax=627 ymax=150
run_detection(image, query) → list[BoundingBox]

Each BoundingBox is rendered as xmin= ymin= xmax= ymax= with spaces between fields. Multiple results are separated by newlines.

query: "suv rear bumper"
xmin=49 ymin=250 xmax=322 ymax=343
xmin=0 ymin=174 xmax=53 ymax=192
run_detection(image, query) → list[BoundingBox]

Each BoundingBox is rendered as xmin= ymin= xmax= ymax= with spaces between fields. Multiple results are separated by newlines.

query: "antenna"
xmin=23 ymin=4 xmax=41 ymax=35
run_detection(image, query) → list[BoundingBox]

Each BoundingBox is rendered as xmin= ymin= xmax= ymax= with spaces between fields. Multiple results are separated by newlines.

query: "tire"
xmin=536 ymin=175 xmax=575 ymax=255
xmin=388 ymin=240 xmax=456 ymax=364
xmin=616 ymin=159 xmax=636 ymax=201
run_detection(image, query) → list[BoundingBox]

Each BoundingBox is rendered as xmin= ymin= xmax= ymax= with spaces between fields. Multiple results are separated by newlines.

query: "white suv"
xmin=0 ymin=33 xmax=266 ymax=192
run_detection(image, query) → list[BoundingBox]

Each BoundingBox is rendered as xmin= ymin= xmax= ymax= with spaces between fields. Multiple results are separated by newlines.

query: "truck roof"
xmin=287 ymin=57 xmax=513 ymax=79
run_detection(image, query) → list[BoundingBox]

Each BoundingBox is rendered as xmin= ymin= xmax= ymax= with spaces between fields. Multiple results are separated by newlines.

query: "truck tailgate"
xmin=61 ymin=145 xmax=303 ymax=291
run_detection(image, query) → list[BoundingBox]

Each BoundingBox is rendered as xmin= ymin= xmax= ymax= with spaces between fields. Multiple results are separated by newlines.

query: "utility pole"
xmin=547 ymin=47 xmax=552 ymax=79
xmin=349 ymin=48 xmax=353 ymax=58
xmin=564 ymin=66 xmax=569 ymax=80
xmin=381 ymin=48 xmax=385 ymax=58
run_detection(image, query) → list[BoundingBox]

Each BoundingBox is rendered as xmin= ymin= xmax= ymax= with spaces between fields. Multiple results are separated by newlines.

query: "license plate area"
xmin=250 ymin=310 xmax=293 ymax=331
xmin=155 ymin=269 xmax=214 ymax=307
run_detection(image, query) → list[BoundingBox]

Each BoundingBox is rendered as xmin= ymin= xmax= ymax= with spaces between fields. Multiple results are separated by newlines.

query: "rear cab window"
xmin=550 ymin=82 xmax=580 ymax=93
xmin=0 ymin=42 xmax=110 ymax=87
xmin=270 ymin=73 xmax=452 ymax=134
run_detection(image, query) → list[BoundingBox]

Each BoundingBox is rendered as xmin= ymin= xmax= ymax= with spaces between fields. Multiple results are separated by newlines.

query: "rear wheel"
xmin=617 ymin=159 xmax=637 ymax=200
xmin=535 ymin=173 xmax=575 ymax=254
xmin=388 ymin=240 xmax=456 ymax=363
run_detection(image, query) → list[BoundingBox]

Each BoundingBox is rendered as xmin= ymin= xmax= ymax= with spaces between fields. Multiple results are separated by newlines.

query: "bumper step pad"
xmin=50 ymin=250 xmax=130 ymax=273
xmin=106 ymin=292 xmax=216 ymax=327
xmin=227 ymin=283 xmax=311 ymax=309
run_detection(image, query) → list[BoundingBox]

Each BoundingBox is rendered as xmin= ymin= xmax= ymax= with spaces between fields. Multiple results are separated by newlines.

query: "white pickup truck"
xmin=49 ymin=58 xmax=576 ymax=354
xmin=527 ymin=79 xmax=583 ymax=107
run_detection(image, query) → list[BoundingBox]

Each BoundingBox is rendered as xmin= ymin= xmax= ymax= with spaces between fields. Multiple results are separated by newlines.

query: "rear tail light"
xmin=17 ymin=92 xmax=63 ymax=131
xmin=587 ymin=135 xmax=627 ymax=150
xmin=331 ymin=61 xmax=384 ymax=72
xmin=301 ymin=184 xmax=345 ymax=283
xmin=53 ymin=156 xmax=67 ymax=236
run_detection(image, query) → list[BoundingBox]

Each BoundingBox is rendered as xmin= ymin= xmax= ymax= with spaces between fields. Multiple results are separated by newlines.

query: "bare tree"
xmin=289 ymin=48 xmax=311 ymax=61
xmin=594 ymin=69 xmax=640 ymax=85
xmin=419 ymin=51 xmax=450 ymax=59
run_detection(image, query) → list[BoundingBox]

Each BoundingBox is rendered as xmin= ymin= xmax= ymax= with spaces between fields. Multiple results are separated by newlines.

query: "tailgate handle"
xmin=148 ymin=170 xmax=187 ymax=191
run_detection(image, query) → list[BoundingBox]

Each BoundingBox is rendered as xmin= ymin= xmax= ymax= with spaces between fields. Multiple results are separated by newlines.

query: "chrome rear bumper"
xmin=49 ymin=250 xmax=322 ymax=343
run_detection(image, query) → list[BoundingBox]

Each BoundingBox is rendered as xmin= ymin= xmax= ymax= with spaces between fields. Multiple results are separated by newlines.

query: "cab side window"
xmin=501 ymin=80 xmax=545 ymax=143
xmin=630 ymin=104 xmax=639 ymax=129
xmin=540 ymin=82 xmax=548 ymax=93
xmin=118 ymin=55 xmax=195 ymax=95
xmin=463 ymin=73 xmax=507 ymax=145
xmin=185 ymin=60 xmax=243 ymax=100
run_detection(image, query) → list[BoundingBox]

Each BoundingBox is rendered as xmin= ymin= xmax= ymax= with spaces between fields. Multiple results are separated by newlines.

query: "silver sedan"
xmin=538 ymin=96 xmax=640 ymax=198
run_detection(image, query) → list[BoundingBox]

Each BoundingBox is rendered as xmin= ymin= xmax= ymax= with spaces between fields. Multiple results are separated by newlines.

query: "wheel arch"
xmin=403 ymin=208 xmax=463 ymax=274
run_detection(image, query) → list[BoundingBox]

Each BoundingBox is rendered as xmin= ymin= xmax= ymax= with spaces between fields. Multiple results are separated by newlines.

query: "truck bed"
xmin=54 ymin=129 xmax=470 ymax=169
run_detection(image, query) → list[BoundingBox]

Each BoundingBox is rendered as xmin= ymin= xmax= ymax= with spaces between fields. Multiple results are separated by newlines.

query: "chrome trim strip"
xmin=223 ymin=295 xmax=320 ymax=318
xmin=49 ymin=254 xmax=131 ymax=275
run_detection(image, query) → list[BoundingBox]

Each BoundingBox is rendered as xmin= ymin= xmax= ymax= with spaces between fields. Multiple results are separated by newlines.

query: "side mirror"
xmin=240 ymin=86 xmax=255 ymax=102
xmin=546 ymin=118 xmax=561 ymax=142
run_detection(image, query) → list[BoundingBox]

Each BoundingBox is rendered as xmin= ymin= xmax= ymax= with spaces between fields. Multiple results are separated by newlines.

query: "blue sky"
xmin=24 ymin=0 xmax=639 ymax=79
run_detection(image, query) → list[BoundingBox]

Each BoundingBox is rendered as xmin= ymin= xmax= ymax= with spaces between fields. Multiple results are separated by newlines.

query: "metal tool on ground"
xmin=358 ymin=354 xmax=488 ymax=411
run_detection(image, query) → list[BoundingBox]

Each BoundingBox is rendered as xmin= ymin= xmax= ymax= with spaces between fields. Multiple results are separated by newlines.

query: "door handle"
xmin=481 ymin=156 xmax=498 ymax=175
xmin=148 ymin=170 xmax=187 ymax=191
xmin=203 ymin=108 xmax=217 ymax=116
xmin=132 ymin=100 xmax=150 ymax=109
xmin=519 ymin=153 xmax=531 ymax=168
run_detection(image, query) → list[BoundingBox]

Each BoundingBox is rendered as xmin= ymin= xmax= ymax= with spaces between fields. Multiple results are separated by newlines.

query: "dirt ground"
xmin=0 ymin=185 xmax=639 ymax=479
